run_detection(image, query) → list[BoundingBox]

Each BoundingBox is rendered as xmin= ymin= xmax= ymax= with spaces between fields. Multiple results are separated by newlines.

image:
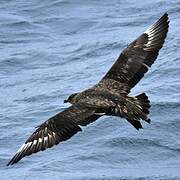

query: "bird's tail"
xmin=125 ymin=93 xmax=151 ymax=130
xmin=107 ymin=93 xmax=151 ymax=130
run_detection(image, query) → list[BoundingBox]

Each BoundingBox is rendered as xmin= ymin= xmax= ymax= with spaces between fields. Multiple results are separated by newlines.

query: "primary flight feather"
xmin=7 ymin=13 xmax=169 ymax=166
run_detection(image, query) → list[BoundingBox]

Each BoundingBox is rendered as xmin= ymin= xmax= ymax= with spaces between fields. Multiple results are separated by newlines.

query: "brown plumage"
xmin=7 ymin=13 xmax=169 ymax=166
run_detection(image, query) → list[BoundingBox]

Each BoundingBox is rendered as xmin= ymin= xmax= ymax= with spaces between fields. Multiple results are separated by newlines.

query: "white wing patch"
xmin=144 ymin=13 xmax=169 ymax=51
xmin=38 ymin=138 xmax=43 ymax=143
xmin=33 ymin=140 xmax=37 ymax=145
xmin=17 ymin=142 xmax=32 ymax=153
xmin=144 ymin=26 xmax=157 ymax=47
xmin=16 ymin=133 xmax=54 ymax=156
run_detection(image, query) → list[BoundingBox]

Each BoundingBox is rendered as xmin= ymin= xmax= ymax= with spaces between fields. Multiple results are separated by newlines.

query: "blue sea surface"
xmin=0 ymin=0 xmax=180 ymax=179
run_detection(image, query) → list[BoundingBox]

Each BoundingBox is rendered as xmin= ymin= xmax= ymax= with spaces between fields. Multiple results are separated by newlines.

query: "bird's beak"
xmin=64 ymin=99 xmax=68 ymax=103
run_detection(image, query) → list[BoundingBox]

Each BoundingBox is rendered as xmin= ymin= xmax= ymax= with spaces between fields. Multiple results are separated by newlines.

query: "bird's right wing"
xmin=100 ymin=13 xmax=169 ymax=93
xmin=7 ymin=106 xmax=101 ymax=166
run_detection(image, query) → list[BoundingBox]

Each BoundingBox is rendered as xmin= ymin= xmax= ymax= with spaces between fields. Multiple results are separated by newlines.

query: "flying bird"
xmin=7 ymin=13 xmax=169 ymax=166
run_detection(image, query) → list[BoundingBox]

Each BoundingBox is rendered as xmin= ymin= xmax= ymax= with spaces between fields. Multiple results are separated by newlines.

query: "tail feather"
xmin=135 ymin=93 xmax=151 ymax=123
xmin=127 ymin=119 xmax=143 ymax=130
xmin=108 ymin=92 xmax=151 ymax=130
xmin=124 ymin=93 xmax=151 ymax=130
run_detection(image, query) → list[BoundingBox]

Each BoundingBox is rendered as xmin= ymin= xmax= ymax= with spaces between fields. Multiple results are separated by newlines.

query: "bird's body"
xmin=66 ymin=84 xmax=144 ymax=115
xmin=7 ymin=13 xmax=169 ymax=166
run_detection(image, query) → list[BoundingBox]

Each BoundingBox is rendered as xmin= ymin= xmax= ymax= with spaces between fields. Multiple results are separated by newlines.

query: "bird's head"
xmin=64 ymin=93 xmax=78 ymax=103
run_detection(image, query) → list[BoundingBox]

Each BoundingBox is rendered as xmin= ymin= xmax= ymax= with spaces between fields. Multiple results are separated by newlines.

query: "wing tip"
xmin=7 ymin=119 xmax=82 ymax=166
xmin=7 ymin=161 xmax=12 ymax=166
xmin=144 ymin=12 xmax=169 ymax=51
xmin=163 ymin=12 xmax=168 ymax=18
xmin=7 ymin=154 xmax=19 ymax=166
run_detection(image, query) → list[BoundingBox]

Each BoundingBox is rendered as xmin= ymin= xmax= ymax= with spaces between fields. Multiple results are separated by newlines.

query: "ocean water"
xmin=0 ymin=0 xmax=180 ymax=179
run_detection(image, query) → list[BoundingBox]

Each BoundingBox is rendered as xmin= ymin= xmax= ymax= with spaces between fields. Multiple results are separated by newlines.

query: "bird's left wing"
xmin=7 ymin=106 xmax=101 ymax=166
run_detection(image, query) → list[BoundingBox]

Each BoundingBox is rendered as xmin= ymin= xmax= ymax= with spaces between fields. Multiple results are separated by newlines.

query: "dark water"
xmin=0 ymin=0 xmax=180 ymax=179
